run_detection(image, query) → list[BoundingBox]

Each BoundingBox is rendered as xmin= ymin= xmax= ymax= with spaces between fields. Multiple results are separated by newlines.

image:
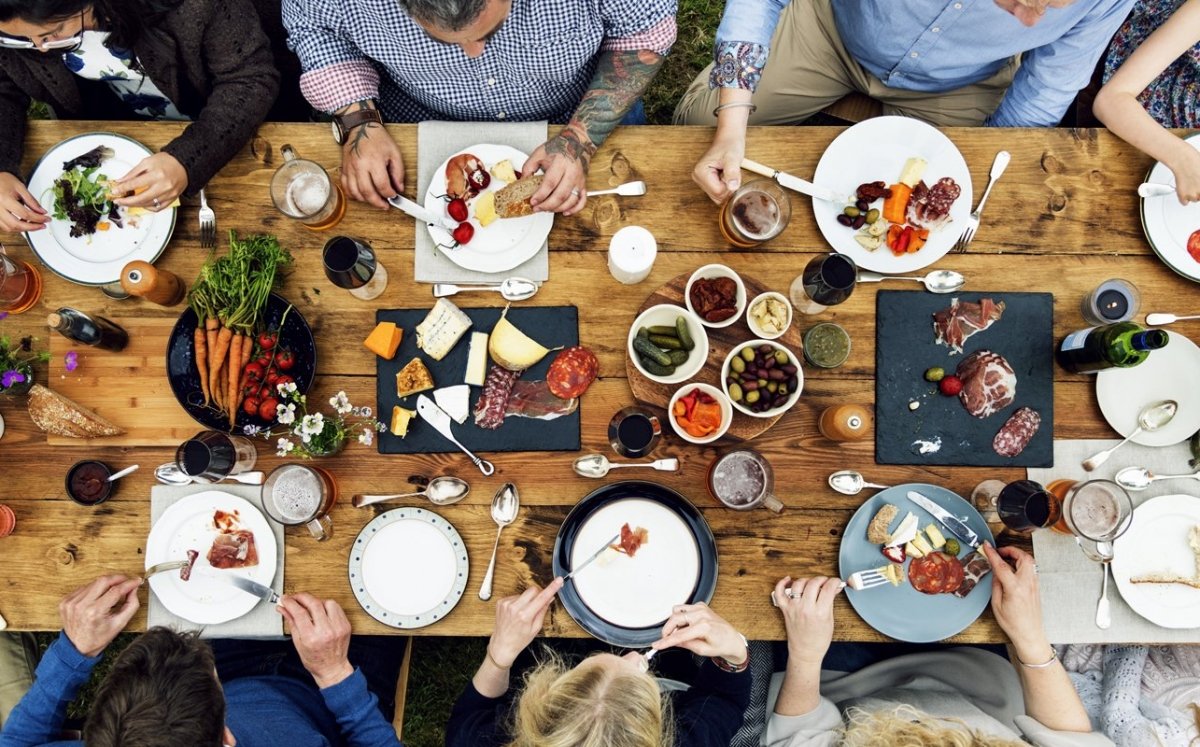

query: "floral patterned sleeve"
xmin=709 ymin=41 xmax=769 ymax=90
xmin=707 ymin=0 xmax=791 ymax=91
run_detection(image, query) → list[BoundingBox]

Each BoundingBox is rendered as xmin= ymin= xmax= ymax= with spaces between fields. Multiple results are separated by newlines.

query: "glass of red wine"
xmin=176 ymin=431 xmax=258 ymax=483
xmin=607 ymin=407 xmax=661 ymax=459
xmin=995 ymin=479 xmax=1062 ymax=533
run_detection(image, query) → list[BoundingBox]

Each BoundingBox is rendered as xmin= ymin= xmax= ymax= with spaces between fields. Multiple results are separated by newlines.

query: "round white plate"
xmin=1112 ymin=494 xmax=1200 ymax=629
xmin=569 ymin=498 xmax=700 ymax=629
xmin=1096 ymin=333 xmax=1200 ymax=446
xmin=1140 ymin=133 xmax=1200 ymax=283
xmin=423 ymin=143 xmax=554 ymax=273
xmin=24 ymin=132 xmax=176 ymax=286
xmin=812 ymin=116 xmax=973 ymax=274
xmin=348 ymin=507 xmax=468 ymax=629
xmin=145 ymin=492 xmax=277 ymax=625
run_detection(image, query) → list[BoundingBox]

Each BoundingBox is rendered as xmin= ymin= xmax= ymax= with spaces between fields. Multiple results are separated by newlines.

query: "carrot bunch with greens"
xmin=187 ymin=231 xmax=292 ymax=428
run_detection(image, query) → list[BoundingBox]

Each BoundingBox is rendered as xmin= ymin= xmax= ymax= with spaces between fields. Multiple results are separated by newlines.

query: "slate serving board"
xmin=376 ymin=305 xmax=580 ymax=455
xmin=875 ymin=290 xmax=1054 ymax=467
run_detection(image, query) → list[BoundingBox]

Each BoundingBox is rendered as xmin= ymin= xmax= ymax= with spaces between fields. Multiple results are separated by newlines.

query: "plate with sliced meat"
xmin=553 ymin=481 xmax=718 ymax=646
xmin=839 ymin=483 xmax=994 ymax=642
xmin=145 ymin=492 xmax=277 ymax=625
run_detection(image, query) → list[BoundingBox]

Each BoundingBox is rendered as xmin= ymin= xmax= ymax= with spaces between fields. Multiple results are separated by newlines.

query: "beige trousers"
xmin=675 ymin=0 xmax=1017 ymax=127
xmin=0 ymin=632 xmax=39 ymax=726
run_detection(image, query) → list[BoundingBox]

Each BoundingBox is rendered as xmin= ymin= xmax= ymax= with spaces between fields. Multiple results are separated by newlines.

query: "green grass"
xmin=644 ymin=0 xmax=722 ymax=124
xmin=402 ymin=637 xmax=488 ymax=745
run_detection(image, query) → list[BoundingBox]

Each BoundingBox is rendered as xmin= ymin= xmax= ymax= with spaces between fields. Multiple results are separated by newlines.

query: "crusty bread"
xmin=493 ymin=175 xmax=544 ymax=219
xmin=866 ymin=503 xmax=899 ymax=545
xmin=1129 ymin=525 xmax=1200 ymax=589
xmin=26 ymin=384 xmax=123 ymax=438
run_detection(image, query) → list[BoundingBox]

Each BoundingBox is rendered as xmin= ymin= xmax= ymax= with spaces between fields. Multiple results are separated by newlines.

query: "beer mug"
xmin=706 ymin=449 xmax=784 ymax=513
xmin=270 ymin=145 xmax=346 ymax=230
xmin=718 ymin=179 xmax=791 ymax=248
xmin=262 ymin=464 xmax=337 ymax=541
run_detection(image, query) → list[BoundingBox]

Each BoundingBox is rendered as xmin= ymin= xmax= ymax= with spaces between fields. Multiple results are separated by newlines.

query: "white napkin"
xmin=1028 ymin=439 xmax=1200 ymax=643
xmin=148 ymin=484 xmax=284 ymax=639
xmin=413 ymin=120 xmax=550 ymax=284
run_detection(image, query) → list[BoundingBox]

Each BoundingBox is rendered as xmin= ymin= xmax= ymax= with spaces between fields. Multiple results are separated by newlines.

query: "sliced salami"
xmin=907 ymin=177 xmax=961 ymax=230
xmin=993 ymin=406 xmax=1041 ymax=457
xmin=953 ymin=551 xmax=992 ymax=598
xmin=546 ymin=346 xmax=598 ymax=399
xmin=473 ymin=365 xmax=519 ymax=430
xmin=909 ymin=552 xmax=965 ymax=595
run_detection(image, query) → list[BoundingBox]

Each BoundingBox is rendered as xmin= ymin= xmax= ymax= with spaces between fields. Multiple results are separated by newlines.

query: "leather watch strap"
xmin=334 ymin=107 xmax=382 ymax=141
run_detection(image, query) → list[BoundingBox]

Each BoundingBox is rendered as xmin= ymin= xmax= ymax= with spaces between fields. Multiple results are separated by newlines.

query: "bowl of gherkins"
xmin=627 ymin=305 xmax=709 ymax=384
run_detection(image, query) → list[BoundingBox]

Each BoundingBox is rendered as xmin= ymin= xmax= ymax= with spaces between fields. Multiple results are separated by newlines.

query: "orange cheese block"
xmin=364 ymin=321 xmax=403 ymax=360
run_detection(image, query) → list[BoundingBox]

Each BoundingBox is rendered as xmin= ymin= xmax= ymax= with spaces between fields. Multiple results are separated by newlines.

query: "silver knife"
xmin=563 ymin=534 xmax=620 ymax=582
xmin=386 ymin=194 xmax=460 ymax=232
xmin=907 ymin=491 xmax=982 ymax=550
xmin=741 ymin=158 xmax=850 ymax=205
xmin=416 ymin=395 xmax=496 ymax=476
xmin=210 ymin=575 xmax=280 ymax=604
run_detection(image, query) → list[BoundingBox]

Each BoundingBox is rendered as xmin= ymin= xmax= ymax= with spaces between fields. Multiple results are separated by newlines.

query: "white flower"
xmin=276 ymin=402 xmax=296 ymax=425
xmin=329 ymin=391 xmax=353 ymax=415
xmin=277 ymin=381 xmax=298 ymax=396
xmin=358 ymin=429 xmax=374 ymax=446
xmin=360 ymin=406 xmax=372 ymax=418
xmin=301 ymin=433 xmax=312 ymax=444
xmin=301 ymin=413 xmax=324 ymax=436
xmin=242 ymin=424 xmax=261 ymax=437
xmin=276 ymin=438 xmax=295 ymax=456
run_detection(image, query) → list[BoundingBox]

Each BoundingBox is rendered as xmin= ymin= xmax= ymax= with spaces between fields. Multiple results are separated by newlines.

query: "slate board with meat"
xmin=376 ymin=306 xmax=581 ymax=455
xmin=875 ymin=290 xmax=1054 ymax=467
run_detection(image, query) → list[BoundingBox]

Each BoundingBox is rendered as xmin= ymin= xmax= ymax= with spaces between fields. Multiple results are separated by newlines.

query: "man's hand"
xmin=773 ymin=576 xmax=842 ymax=666
xmin=339 ymin=121 xmax=404 ymax=210
xmin=0 ymin=172 xmax=49 ymax=232
xmin=59 ymin=575 xmax=142 ymax=658
xmin=653 ymin=602 xmax=747 ymax=665
xmin=983 ymin=543 xmax=1051 ymax=662
xmin=692 ymin=130 xmax=746 ymax=204
xmin=278 ymin=593 xmax=354 ymax=689
xmin=526 ymin=129 xmax=592 ymax=217
xmin=487 ymin=577 xmax=564 ymax=669
xmin=111 ymin=153 xmax=188 ymax=210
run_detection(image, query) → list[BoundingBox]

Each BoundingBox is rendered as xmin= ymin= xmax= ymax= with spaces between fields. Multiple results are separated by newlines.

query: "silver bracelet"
xmin=1017 ymin=647 xmax=1058 ymax=669
xmin=712 ymin=102 xmax=757 ymax=117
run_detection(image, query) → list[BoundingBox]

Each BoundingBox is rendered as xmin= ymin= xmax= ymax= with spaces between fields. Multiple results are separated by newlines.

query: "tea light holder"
xmin=1081 ymin=279 xmax=1139 ymax=326
xmin=608 ymin=226 xmax=657 ymax=284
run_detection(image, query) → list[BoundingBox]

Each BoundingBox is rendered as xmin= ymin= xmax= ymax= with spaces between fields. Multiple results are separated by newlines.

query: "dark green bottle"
xmin=1056 ymin=322 xmax=1168 ymax=373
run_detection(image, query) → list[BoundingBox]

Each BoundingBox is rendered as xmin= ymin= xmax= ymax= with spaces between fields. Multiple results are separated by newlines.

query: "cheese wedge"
xmin=416 ymin=299 xmax=472 ymax=361
xmin=395 ymin=358 xmax=435 ymax=399
xmin=434 ymin=385 xmax=470 ymax=424
xmin=474 ymin=191 xmax=498 ymax=227
xmin=490 ymin=159 xmax=518 ymax=185
xmin=464 ymin=332 xmax=489 ymax=386
xmin=390 ymin=406 xmax=416 ymax=437
xmin=364 ymin=321 xmax=403 ymax=360
xmin=924 ymin=524 xmax=947 ymax=550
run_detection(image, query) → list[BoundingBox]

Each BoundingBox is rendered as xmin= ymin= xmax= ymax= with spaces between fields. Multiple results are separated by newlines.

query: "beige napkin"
xmin=413 ymin=120 xmax=550 ymax=284
xmin=1027 ymin=439 xmax=1200 ymax=643
xmin=148 ymin=484 xmax=284 ymax=639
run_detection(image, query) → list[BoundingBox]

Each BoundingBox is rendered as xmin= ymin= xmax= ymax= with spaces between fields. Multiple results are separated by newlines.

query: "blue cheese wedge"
xmin=416 ymin=299 xmax=472 ymax=361
xmin=464 ymin=331 xmax=489 ymax=386
xmin=434 ymin=385 xmax=471 ymax=424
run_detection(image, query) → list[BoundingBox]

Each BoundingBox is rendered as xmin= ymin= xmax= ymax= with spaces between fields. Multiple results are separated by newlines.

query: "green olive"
xmin=731 ymin=356 xmax=746 ymax=373
xmin=865 ymin=208 xmax=880 ymax=224
xmin=757 ymin=378 xmax=768 ymax=388
xmin=745 ymin=389 xmax=761 ymax=404
xmin=740 ymin=347 xmax=756 ymax=362
xmin=767 ymin=382 xmax=778 ymax=393
xmin=727 ymin=382 xmax=743 ymax=402
xmin=773 ymin=350 xmax=789 ymax=365
xmin=843 ymin=206 xmax=860 ymax=218
xmin=924 ymin=367 xmax=945 ymax=383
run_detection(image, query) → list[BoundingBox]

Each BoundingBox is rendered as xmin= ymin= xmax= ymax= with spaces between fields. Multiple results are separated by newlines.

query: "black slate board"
xmin=875 ymin=290 xmax=1054 ymax=467
xmin=376 ymin=305 xmax=580 ymax=455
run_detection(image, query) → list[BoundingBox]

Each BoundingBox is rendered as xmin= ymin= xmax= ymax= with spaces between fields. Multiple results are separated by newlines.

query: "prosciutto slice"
xmin=207 ymin=530 xmax=259 ymax=570
xmin=932 ymin=297 xmax=1005 ymax=354
xmin=504 ymin=380 xmax=578 ymax=420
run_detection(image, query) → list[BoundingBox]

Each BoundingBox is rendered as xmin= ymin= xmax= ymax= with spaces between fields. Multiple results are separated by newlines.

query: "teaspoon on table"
xmin=1145 ymin=312 xmax=1200 ymax=326
xmin=479 ymin=483 xmax=519 ymax=601
xmin=154 ymin=463 xmax=265 ymax=486
xmin=433 ymin=277 xmax=539 ymax=302
xmin=1114 ymin=466 xmax=1200 ymax=492
xmin=586 ymin=180 xmax=647 ymax=197
xmin=1082 ymin=399 xmax=1178 ymax=471
xmin=572 ymin=454 xmax=680 ymax=478
xmin=106 ymin=464 xmax=139 ymax=483
xmin=352 ymin=475 xmax=471 ymax=508
xmin=828 ymin=470 xmax=892 ymax=496
xmin=856 ymin=269 xmax=966 ymax=294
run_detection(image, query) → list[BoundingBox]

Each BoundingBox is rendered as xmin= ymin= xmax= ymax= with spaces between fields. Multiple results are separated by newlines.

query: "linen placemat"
xmin=149 ymin=484 xmax=284 ymax=638
xmin=1027 ymin=439 xmax=1200 ymax=643
xmin=413 ymin=120 xmax=550 ymax=284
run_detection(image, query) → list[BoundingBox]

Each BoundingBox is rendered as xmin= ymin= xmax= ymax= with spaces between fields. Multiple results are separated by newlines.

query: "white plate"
xmin=569 ymin=498 xmax=700 ymax=629
xmin=423 ymin=143 xmax=554 ymax=273
xmin=145 ymin=492 xmax=277 ymax=625
xmin=348 ymin=507 xmax=468 ymax=629
xmin=812 ymin=116 xmax=973 ymax=274
xmin=1112 ymin=494 xmax=1200 ymax=629
xmin=1096 ymin=333 xmax=1200 ymax=446
xmin=24 ymin=132 xmax=176 ymax=286
xmin=1140 ymin=134 xmax=1200 ymax=283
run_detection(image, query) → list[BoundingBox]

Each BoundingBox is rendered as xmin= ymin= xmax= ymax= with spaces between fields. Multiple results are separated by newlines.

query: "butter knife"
xmin=416 ymin=395 xmax=495 ymax=476
xmin=563 ymin=534 xmax=620 ymax=582
xmin=205 ymin=574 xmax=279 ymax=605
xmin=906 ymin=490 xmax=982 ymax=550
xmin=741 ymin=158 xmax=850 ymax=205
xmin=387 ymin=194 xmax=459 ymax=232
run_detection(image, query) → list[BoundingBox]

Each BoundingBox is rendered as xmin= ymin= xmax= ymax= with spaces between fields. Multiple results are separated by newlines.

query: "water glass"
xmin=323 ymin=236 xmax=388 ymax=300
xmin=270 ymin=145 xmax=345 ymax=230
xmin=707 ymin=449 xmax=784 ymax=513
xmin=262 ymin=464 xmax=337 ymax=541
xmin=176 ymin=431 xmax=257 ymax=483
xmin=718 ymin=179 xmax=790 ymax=248
xmin=789 ymin=253 xmax=857 ymax=315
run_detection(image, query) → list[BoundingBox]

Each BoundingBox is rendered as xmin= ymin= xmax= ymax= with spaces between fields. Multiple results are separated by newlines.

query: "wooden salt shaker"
xmin=120 ymin=260 xmax=186 ymax=306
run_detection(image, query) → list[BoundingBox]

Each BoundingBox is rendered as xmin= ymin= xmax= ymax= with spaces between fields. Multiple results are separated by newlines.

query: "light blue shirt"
xmin=712 ymin=0 xmax=1135 ymax=126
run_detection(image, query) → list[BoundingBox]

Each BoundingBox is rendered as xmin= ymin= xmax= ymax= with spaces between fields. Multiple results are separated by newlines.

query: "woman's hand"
xmin=653 ymin=602 xmax=747 ymax=665
xmin=1166 ymin=141 xmax=1200 ymax=205
xmin=0 ymin=172 xmax=49 ymax=232
xmin=486 ymin=577 xmax=564 ymax=669
xmin=773 ymin=576 xmax=842 ymax=666
xmin=691 ymin=129 xmax=746 ymax=204
xmin=111 ymin=153 xmax=188 ymax=211
xmin=983 ymin=542 xmax=1051 ymax=661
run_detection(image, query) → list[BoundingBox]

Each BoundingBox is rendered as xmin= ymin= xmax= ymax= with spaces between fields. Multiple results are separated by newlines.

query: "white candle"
xmin=608 ymin=226 xmax=657 ymax=284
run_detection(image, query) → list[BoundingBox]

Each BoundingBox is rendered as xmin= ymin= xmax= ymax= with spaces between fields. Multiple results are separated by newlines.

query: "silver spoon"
xmin=1082 ymin=399 xmax=1178 ymax=471
xmin=572 ymin=454 xmax=680 ymax=478
xmin=855 ymin=269 xmax=966 ymax=294
xmin=106 ymin=464 xmax=139 ymax=482
xmin=587 ymin=180 xmax=647 ymax=197
xmin=479 ymin=483 xmax=520 ymax=601
xmin=828 ymin=470 xmax=892 ymax=496
xmin=432 ymin=277 xmax=539 ymax=302
xmin=154 ymin=463 xmax=265 ymax=486
xmin=352 ymin=476 xmax=471 ymax=508
xmin=1145 ymin=312 xmax=1200 ymax=326
xmin=1094 ymin=540 xmax=1114 ymax=630
xmin=1114 ymin=465 xmax=1200 ymax=492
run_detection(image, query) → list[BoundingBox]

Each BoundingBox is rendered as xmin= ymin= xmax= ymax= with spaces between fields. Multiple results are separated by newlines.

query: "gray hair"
xmin=396 ymin=0 xmax=490 ymax=31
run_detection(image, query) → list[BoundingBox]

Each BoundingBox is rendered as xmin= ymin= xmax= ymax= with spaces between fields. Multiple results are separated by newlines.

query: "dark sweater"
xmin=0 ymin=0 xmax=280 ymax=195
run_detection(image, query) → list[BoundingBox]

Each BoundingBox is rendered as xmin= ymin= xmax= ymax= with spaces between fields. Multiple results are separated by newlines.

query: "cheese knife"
xmin=416 ymin=395 xmax=496 ymax=476
xmin=906 ymin=491 xmax=982 ymax=550
xmin=741 ymin=158 xmax=850 ymax=205
xmin=386 ymin=194 xmax=460 ymax=232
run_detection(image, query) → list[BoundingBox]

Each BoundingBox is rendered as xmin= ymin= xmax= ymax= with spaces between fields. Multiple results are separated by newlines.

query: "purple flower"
xmin=0 ymin=311 xmax=8 ymax=320
xmin=1 ymin=369 xmax=26 ymax=388
xmin=64 ymin=351 xmax=78 ymax=372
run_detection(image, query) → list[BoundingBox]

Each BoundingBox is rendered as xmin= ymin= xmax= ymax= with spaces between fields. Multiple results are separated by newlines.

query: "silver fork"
xmin=143 ymin=559 xmax=190 ymax=580
xmin=952 ymin=150 xmax=1010 ymax=253
xmin=845 ymin=568 xmax=891 ymax=591
xmin=198 ymin=188 xmax=216 ymax=250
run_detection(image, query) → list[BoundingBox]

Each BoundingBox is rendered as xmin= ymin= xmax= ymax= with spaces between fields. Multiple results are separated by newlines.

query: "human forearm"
xmin=559 ymin=49 xmax=665 ymax=163
xmin=471 ymin=649 xmax=511 ymax=699
xmin=773 ymin=657 xmax=822 ymax=717
xmin=0 ymin=633 xmax=97 ymax=747
xmin=1010 ymin=644 xmax=1093 ymax=733
xmin=1094 ymin=91 xmax=1190 ymax=165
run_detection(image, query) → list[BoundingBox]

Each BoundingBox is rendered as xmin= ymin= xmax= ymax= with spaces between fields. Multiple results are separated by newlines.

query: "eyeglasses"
xmin=0 ymin=9 xmax=84 ymax=51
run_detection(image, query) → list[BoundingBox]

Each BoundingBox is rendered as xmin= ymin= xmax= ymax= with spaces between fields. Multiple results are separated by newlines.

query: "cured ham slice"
xmin=907 ymin=177 xmax=961 ymax=230
xmin=953 ymin=551 xmax=992 ymax=598
xmin=207 ymin=530 xmax=259 ymax=570
xmin=611 ymin=523 xmax=649 ymax=557
xmin=180 ymin=549 xmax=199 ymax=581
xmin=504 ymin=380 xmax=578 ymax=420
xmin=956 ymin=350 xmax=1017 ymax=419
xmin=932 ymin=297 xmax=1005 ymax=354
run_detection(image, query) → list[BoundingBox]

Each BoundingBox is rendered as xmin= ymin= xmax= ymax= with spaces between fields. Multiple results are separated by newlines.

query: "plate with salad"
xmin=24 ymin=132 xmax=176 ymax=286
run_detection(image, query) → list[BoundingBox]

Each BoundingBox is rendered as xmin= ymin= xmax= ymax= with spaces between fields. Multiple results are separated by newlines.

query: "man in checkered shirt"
xmin=283 ymin=0 xmax=676 ymax=216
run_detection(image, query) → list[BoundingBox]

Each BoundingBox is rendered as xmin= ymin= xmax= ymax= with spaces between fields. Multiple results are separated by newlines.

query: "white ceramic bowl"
xmin=745 ymin=291 xmax=793 ymax=340
xmin=667 ymin=383 xmax=733 ymax=444
xmin=684 ymin=264 xmax=747 ymax=329
xmin=627 ymin=304 xmax=709 ymax=384
xmin=720 ymin=339 xmax=804 ymax=418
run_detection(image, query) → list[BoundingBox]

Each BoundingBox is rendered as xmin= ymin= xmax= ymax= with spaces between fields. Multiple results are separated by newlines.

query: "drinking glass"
xmin=0 ymin=250 xmax=42 ymax=314
xmin=176 ymin=431 xmax=257 ymax=483
xmin=322 ymin=236 xmax=388 ymax=300
xmin=607 ymin=407 xmax=661 ymax=459
xmin=270 ymin=145 xmax=345 ymax=230
xmin=262 ymin=464 xmax=337 ymax=541
xmin=718 ymin=179 xmax=791 ymax=248
xmin=789 ymin=253 xmax=857 ymax=315
xmin=1061 ymin=480 xmax=1132 ymax=544
xmin=707 ymin=449 xmax=784 ymax=513
xmin=995 ymin=479 xmax=1061 ymax=533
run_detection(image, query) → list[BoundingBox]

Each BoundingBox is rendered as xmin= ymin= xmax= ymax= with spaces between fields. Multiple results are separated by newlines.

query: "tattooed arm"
xmin=336 ymin=99 xmax=405 ymax=209
xmin=527 ymin=48 xmax=665 ymax=216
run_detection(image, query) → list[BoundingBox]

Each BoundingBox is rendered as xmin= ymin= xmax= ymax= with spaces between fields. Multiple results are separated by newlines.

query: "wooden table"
xmin=1 ymin=121 xmax=1195 ymax=643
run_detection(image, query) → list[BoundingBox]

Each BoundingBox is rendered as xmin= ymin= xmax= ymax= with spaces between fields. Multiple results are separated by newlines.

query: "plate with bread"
xmin=1112 ymin=494 xmax=1200 ymax=629
xmin=424 ymin=144 xmax=554 ymax=273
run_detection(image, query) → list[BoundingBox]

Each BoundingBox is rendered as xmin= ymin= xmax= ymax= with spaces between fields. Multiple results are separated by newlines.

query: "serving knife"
xmin=386 ymin=194 xmax=459 ymax=232
xmin=741 ymin=158 xmax=850 ymax=205
xmin=416 ymin=395 xmax=496 ymax=476
xmin=906 ymin=491 xmax=982 ymax=550
xmin=563 ymin=534 xmax=620 ymax=582
xmin=207 ymin=574 xmax=280 ymax=605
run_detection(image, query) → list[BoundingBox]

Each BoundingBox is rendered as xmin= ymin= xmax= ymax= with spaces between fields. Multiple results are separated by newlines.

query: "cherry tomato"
xmin=275 ymin=374 xmax=295 ymax=388
xmin=259 ymin=397 xmax=281 ymax=421
xmin=266 ymin=371 xmax=280 ymax=387
xmin=938 ymin=375 xmax=963 ymax=397
xmin=276 ymin=349 xmax=296 ymax=371
xmin=255 ymin=354 xmax=272 ymax=369
xmin=1188 ymin=229 xmax=1200 ymax=264
xmin=243 ymin=362 xmax=265 ymax=382
xmin=243 ymin=396 xmax=261 ymax=416
xmin=242 ymin=381 xmax=259 ymax=397
xmin=257 ymin=331 xmax=277 ymax=350
xmin=257 ymin=384 xmax=271 ymax=401
xmin=447 ymin=197 xmax=469 ymax=222
xmin=452 ymin=222 xmax=475 ymax=245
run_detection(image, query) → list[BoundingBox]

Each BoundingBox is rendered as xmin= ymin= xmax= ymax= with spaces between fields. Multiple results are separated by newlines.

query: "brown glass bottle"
xmin=47 ymin=308 xmax=129 ymax=352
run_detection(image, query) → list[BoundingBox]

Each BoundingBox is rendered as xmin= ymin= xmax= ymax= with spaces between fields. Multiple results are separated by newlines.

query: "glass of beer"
xmin=719 ymin=179 xmax=790 ymax=248
xmin=322 ymin=236 xmax=388 ymax=300
xmin=270 ymin=145 xmax=345 ymax=231
xmin=262 ymin=464 xmax=337 ymax=541
xmin=1061 ymin=480 xmax=1132 ymax=544
xmin=707 ymin=449 xmax=784 ymax=513
xmin=0 ymin=249 xmax=43 ymax=314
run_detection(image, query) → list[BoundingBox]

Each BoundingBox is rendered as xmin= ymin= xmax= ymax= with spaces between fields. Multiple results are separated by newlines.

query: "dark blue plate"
xmin=166 ymin=293 xmax=316 ymax=432
xmin=552 ymin=480 xmax=718 ymax=647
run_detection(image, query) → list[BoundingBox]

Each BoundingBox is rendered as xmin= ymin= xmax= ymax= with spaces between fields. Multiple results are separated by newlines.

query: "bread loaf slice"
xmin=493 ymin=175 xmax=544 ymax=219
xmin=26 ymin=384 xmax=124 ymax=438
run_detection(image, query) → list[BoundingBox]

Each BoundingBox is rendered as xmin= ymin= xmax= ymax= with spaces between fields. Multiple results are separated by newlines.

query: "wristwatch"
xmin=331 ymin=107 xmax=383 ymax=144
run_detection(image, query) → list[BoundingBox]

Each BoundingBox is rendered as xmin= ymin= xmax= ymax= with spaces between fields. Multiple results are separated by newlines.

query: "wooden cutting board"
xmin=47 ymin=316 xmax=200 ymax=446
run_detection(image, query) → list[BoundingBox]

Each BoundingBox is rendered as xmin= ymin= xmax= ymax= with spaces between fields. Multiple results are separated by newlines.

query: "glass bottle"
xmin=1056 ymin=321 xmax=1167 ymax=374
xmin=47 ymin=308 xmax=129 ymax=352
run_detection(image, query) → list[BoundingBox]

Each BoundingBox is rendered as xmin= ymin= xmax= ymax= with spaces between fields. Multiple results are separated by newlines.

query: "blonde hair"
xmin=839 ymin=705 xmax=1029 ymax=747
xmin=505 ymin=649 xmax=674 ymax=747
